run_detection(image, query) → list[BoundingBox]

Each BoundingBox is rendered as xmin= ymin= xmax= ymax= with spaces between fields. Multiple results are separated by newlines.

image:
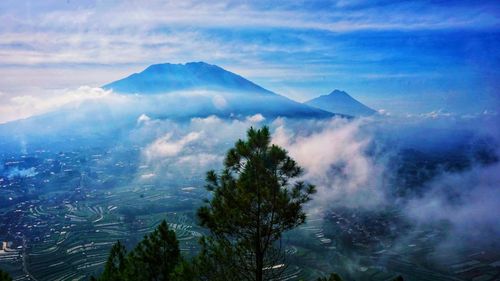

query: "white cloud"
xmin=25 ymin=1 xmax=498 ymax=34
xmin=273 ymin=117 xmax=386 ymax=210
xmin=136 ymin=114 xmax=268 ymax=181
xmin=140 ymin=173 xmax=156 ymax=180
xmin=404 ymin=162 xmax=500 ymax=246
xmin=1 ymin=1 xmax=495 ymax=69
xmin=144 ymin=131 xmax=201 ymax=161
xmin=7 ymin=167 xmax=38 ymax=179
xmin=1 ymin=1 xmax=496 ymax=114
xmin=177 ymin=153 xmax=222 ymax=168
xmin=377 ymin=109 xmax=390 ymax=116
xmin=246 ymin=113 xmax=265 ymax=123
xmin=137 ymin=113 xmax=151 ymax=125
xmin=420 ymin=109 xmax=454 ymax=119
xmin=212 ymin=94 xmax=227 ymax=110
xmin=0 ymin=86 xmax=118 ymax=124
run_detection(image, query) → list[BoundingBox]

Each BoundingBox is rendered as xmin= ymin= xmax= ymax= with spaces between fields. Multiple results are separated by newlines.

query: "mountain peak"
xmin=305 ymin=89 xmax=376 ymax=116
xmin=144 ymin=61 xmax=217 ymax=71
xmin=103 ymin=62 xmax=272 ymax=95
xmin=329 ymin=89 xmax=349 ymax=95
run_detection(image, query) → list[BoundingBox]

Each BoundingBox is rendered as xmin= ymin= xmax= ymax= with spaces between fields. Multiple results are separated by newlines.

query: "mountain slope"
xmin=103 ymin=62 xmax=274 ymax=95
xmin=305 ymin=90 xmax=376 ymax=116
xmin=0 ymin=62 xmax=338 ymax=148
xmin=103 ymin=62 xmax=333 ymax=119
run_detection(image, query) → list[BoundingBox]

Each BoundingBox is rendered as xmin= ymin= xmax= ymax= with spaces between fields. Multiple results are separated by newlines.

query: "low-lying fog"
xmin=1 ymin=86 xmax=498 ymax=263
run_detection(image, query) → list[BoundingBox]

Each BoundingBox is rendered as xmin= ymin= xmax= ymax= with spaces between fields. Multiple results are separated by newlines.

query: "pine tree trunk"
xmin=256 ymin=166 xmax=263 ymax=281
xmin=256 ymin=250 xmax=263 ymax=281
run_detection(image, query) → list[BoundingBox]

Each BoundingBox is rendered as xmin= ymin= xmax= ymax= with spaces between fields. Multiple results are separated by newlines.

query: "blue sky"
xmin=0 ymin=0 xmax=499 ymax=116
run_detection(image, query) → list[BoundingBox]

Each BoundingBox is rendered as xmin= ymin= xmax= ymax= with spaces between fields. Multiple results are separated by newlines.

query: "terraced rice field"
xmin=1 ymin=183 xmax=205 ymax=281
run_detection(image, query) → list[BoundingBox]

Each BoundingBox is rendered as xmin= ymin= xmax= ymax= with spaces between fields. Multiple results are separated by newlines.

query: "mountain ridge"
xmin=102 ymin=61 xmax=335 ymax=119
xmin=103 ymin=62 xmax=274 ymax=95
xmin=305 ymin=89 xmax=376 ymax=116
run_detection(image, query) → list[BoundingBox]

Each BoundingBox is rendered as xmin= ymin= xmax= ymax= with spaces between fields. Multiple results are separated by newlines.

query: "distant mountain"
xmin=0 ymin=62 xmax=338 ymax=149
xmin=103 ymin=62 xmax=273 ymax=95
xmin=103 ymin=62 xmax=333 ymax=119
xmin=304 ymin=90 xmax=376 ymax=116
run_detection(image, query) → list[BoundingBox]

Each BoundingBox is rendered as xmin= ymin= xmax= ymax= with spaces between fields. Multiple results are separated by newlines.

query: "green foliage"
xmin=316 ymin=273 xmax=343 ymax=281
xmin=95 ymin=220 xmax=181 ymax=281
xmin=170 ymin=259 xmax=199 ymax=281
xmin=197 ymin=126 xmax=316 ymax=281
xmin=128 ymin=220 xmax=181 ymax=281
xmin=0 ymin=269 xmax=12 ymax=281
xmin=100 ymin=241 xmax=127 ymax=281
xmin=194 ymin=236 xmax=242 ymax=281
xmin=94 ymin=126 xmax=324 ymax=281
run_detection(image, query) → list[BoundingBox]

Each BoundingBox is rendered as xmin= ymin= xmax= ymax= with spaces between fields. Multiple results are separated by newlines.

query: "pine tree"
xmin=317 ymin=273 xmax=343 ymax=281
xmin=127 ymin=220 xmax=181 ymax=281
xmin=95 ymin=220 xmax=180 ymax=281
xmin=197 ymin=126 xmax=316 ymax=281
xmin=99 ymin=240 xmax=127 ymax=281
xmin=0 ymin=269 xmax=12 ymax=281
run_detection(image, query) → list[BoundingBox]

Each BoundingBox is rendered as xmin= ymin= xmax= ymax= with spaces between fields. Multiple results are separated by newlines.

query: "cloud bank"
xmin=1 ymin=88 xmax=497 ymax=254
xmin=132 ymin=112 xmax=498 ymax=254
xmin=273 ymin=117 xmax=387 ymax=209
xmin=0 ymin=86 xmax=118 ymax=124
xmin=405 ymin=161 xmax=500 ymax=247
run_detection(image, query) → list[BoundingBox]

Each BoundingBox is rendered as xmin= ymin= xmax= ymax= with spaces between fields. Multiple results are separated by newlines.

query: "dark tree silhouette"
xmin=95 ymin=220 xmax=180 ymax=281
xmin=0 ymin=269 xmax=12 ymax=281
xmin=127 ymin=220 xmax=180 ymax=281
xmin=99 ymin=241 xmax=127 ymax=281
xmin=317 ymin=273 xmax=344 ymax=281
xmin=197 ymin=126 xmax=316 ymax=281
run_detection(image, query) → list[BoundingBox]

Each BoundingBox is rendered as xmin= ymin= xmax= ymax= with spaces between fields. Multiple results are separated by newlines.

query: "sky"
xmin=0 ymin=0 xmax=499 ymax=117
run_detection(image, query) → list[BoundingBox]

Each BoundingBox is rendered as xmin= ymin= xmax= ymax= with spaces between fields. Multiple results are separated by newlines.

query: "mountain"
xmin=0 ymin=62 xmax=338 ymax=150
xmin=103 ymin=62 xmax=273 ymax=95
xmin=304 ymin=90 xmax=376 ymax=116
xmin=102 ymin=62 xmax=333 ymax=119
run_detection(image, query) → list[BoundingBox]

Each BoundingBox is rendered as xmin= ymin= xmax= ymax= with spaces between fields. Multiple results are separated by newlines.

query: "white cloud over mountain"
xmin=145 ymin=131 xmax=201 ymax=160
xmin=0 ymin=86 xmax=118 ymax=124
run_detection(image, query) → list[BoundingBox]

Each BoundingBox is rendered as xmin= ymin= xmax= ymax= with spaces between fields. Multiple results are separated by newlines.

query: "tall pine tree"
xmin=197 ymin=126 xmax=316 ymax=281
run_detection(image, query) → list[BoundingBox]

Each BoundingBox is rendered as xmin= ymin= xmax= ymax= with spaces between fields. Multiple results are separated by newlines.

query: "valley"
xmin=1 ymin=141 xmax=498 ymax=281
